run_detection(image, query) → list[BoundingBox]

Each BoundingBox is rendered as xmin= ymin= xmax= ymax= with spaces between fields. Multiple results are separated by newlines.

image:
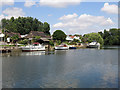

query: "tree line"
xmin=1 ymin=17 xmax=50 ymax=35
xmin=98 ymin=28 xmax=120 ymax=45
xmin=52 ymin=28 xmax=120 ymax=46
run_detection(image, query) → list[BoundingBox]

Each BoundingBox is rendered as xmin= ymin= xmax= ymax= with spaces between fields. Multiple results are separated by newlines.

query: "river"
xmin=1 ymin=46 xmax=119 ymax=88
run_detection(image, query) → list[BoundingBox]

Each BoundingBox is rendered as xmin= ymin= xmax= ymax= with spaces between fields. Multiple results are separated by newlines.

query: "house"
xmin=0 ymin=29 xmax=4 ymax=42
xmin=21 ymin=34 xmax=28 ymax=38
xmin=0 ymin=33 xmax=5 ymax=41
xmin=66 ymin=35 xmax=81 ymax=42
xmin=6 ymin=32 xmax=21 ymax=38
xmin=5 ymin=32 xmax=21 ymax=43
xmin=66 ymin=35 xmax=73 ymax=41
xmin=25 ymin=31 xmax=51 ymax=44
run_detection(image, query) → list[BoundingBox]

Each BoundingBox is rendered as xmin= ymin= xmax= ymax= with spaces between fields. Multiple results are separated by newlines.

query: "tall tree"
xmin=52 ymin=30 xmax=66 ymax=41
xmin=43 ymin=22 xmax=50 ymax=35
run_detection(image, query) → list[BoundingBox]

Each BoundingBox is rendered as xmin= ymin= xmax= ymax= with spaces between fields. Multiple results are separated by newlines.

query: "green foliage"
xmin=11 ymin=35 xmax=19 ymax=43
xmin=73 ymin=39 xmax=80 ymax=43
xmin=68 ymin=39 xmax=81 ymax=45
xmin=74 ymin=34 xmax=80 ymax=37
xmin=34 ymin=36 xmax=41 ymax=40
xmin=43 ymin=22 xmax=50 ymax=35
xmin=69 ymin=41 xmax=77 ymax=45
xmin=99 ymin=28 xmax=120 ymax=45
xmin=33 ymin=36 xmax=41 ymax=42
xmin=49 ymin=40 xmax=54 ymax=46
xmin=52 ymin=30 xmax=66 ymax=41
xmin=1 ymin=17 xmax=50 ymax=35
xmin=56 ymin=40 xmax=62 ymax=45
xmin=83 ymin=33 xmax=104 ymax=45
xmin=62 ymin=41 xmax=69 ymax=45
xmin=18 ymin=39 xmax=29 ymax=45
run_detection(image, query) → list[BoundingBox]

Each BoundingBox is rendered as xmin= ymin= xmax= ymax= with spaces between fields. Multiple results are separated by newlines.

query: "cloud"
xmin=59 ymin=13 xmax=78 ymax=20
xmin=0 ymin=0 xmax=14 ymax=6
xmin=2 ymin=7 xmax=25 ymax=17
xmin=39 ymin=0 xmax=81 ymax=8
xmin=52 ymin=13 xmax=114 ymax=34
xmin=24 ymin=0 xmax=36 ymax=7
xmin=0 ymin=7 xmax=25 ymax=21
xmin=101 ymin=3 xmax=118 ymax=14
xmin=48 ymin=14 xmax=52 ymax=16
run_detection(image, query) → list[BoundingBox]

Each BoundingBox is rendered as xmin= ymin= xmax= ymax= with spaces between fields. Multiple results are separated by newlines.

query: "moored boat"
xmin=68 ymin=45 xmax=77 ymax=49
xmin=55 ymin=44 xmax=69 ymax=50
xmin=21 ymin=42 xmax=45 ymax=52
xmin=87 ymin=41 xmax=100 ymax=49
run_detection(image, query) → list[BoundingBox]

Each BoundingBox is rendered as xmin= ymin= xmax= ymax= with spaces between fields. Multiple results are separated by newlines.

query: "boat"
xmin=87 ymin=41 xmax=100 ymax=49
xmin=55 ymin=44 xmax=69 ymax=50
xmin=68 ymin=45 xmax=77 ymax=49
xmin=21 ymin=42 xmax=45 ymax=52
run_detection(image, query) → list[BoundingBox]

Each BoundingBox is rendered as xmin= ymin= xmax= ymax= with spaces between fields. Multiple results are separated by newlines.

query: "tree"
xmin=49 ymin=40 xmax=54 ymax=46
xmin=1 ymin=17 xmax=51 ymax=35
xmin=52 ymin=30 xmax=66 ymax=41
xmin=101 ymin=28 xmax=120 ymax=45
xmin=11 ymin=35 xmax=19 ymax=44
xmin=83 ymin=33 xmax=104 ymax=45
xmin=43 ymin=22 xmax=50 ymax=35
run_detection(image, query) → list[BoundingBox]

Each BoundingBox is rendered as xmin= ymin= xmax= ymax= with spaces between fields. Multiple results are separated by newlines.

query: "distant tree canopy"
xmin=83 ymin=33 xmax=104 ymax=45
xmin=98 ymin=28 xmax=120 ymax=45
xmin=1 ymin=17 xmax=50 ymax=35
xmin=52 ymin=30 xmax=66 ymax=41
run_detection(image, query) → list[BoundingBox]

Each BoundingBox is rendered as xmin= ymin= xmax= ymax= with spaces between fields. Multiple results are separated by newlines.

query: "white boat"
xmin=55 ymin=44 xmax=69 ymax=50
xmin=21 ymin=42 xmax=45 ymax=52
xmin=87 ymin=41 xmax=100 ymax=49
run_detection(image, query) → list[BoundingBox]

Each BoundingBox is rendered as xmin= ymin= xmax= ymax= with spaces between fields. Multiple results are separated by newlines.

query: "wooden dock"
xmin=0 ymin=47 xmax=15 ymax=53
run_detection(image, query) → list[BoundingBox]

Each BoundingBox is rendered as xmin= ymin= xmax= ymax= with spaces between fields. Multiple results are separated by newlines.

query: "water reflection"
xmin=2 ymin=47 xmax=118 ymax=88
xmin=1 ymin=51 xmax=56 ymax=57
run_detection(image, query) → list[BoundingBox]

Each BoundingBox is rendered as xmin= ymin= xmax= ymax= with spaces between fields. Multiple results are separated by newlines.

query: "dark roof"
xmin=33 ymin=42 xmax=40 ymax=44
xmin=40 ymin=38 xmax=50 ymax=42
xmin=6 ymin=32 xmax=21 ymax=38
xmin=26 ymin=31 xmax=51 ymax=39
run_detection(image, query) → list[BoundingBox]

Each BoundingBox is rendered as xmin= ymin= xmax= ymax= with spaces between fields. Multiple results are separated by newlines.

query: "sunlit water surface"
xmin=1 ymin=46 xmax=119 ymax=88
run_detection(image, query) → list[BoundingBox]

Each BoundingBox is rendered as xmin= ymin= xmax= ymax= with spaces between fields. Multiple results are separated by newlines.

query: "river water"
xmin=1 ymin=46 xmax=119 ymax=88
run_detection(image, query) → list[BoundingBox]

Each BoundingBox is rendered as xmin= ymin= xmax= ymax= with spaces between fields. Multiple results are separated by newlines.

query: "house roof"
xmin=70 ymin=36 xmax=75 ymax=39
xmin=26 ymin=31 xmax=51 ymax=39
xmin=40 ymin=38 xmax=49 ymax=42
xmin=6 ymin=32 xmax=21 ymax=38
xmin=21 ymin=34 xmax=28 ymax=38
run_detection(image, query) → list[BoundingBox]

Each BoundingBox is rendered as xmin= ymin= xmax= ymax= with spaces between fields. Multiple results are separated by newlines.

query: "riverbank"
xmin=1 ymin=44 xmax=120 ymax=54
xmin=0 ymin=44 xmax=87 ymax=53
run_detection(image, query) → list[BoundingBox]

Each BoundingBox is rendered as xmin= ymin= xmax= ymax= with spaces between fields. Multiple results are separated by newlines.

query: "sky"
xmin=0 ymin=0 xmax=118 ymax=35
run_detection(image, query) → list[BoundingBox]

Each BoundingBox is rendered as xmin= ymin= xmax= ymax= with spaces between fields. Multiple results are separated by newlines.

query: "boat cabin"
xmin=33 ymin=42 xmax=40 ymax=46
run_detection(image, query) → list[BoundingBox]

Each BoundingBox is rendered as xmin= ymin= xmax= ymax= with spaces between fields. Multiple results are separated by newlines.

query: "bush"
xmin=18 ymin=39 xmax=29 ymax=45
xmin=49 ymin=40 xmax=54 ymax=46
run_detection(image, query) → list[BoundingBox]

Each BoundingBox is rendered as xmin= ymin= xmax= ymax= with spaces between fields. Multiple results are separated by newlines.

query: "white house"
xmin=0 ymin=33 xmax=5 ymax=41
xmin=66 ymin=35 xmax=73 ymax=41
xmin=21 ymin=34 xmax=28 ymax=38
xmin=66 ymin=35 xmax=81 ymax=42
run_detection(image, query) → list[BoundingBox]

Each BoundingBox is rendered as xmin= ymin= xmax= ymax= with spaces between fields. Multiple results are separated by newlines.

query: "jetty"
xmin=0 ymin=47 xmax=16 ymax=53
